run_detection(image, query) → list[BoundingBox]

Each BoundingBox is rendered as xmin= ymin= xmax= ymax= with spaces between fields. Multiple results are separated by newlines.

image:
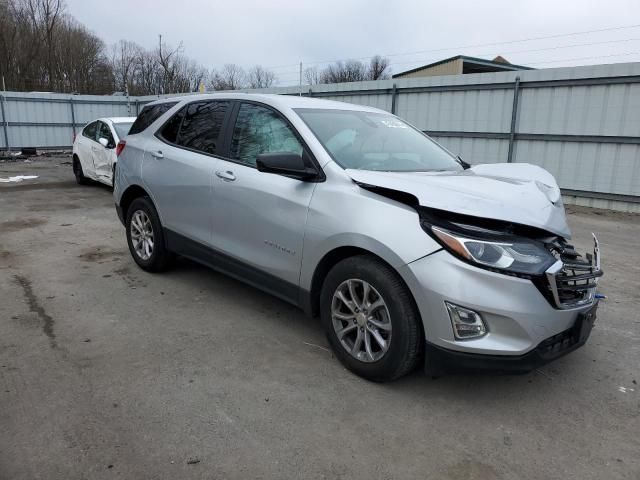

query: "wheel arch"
xmin=119 ymin=184 xmax=151 ymax=221
xmin=304 ymin=244 xmax=420 ymax=325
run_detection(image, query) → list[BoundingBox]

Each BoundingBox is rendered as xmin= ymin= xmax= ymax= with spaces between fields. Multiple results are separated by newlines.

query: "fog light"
xmin=445 ymin=302 xmax=487 ymax=340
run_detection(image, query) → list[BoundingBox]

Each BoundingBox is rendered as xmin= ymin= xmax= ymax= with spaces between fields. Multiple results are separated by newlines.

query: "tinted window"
xmin=129 ymin=102 xmax=177 ymax=135
xmin=97 ymin=121 xmax=114 ymax=146
xmin=158 ymin=107 xmax=186 ymax=144
xmin=175 ymin=101 xmax=228 ymax=155
xmin=230 ymin=103 xmax=303 ymax=166
xmin=82 ymin=121 xmax=98 ymax=140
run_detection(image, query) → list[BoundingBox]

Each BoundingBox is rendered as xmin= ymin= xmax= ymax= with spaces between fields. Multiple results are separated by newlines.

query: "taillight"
xmin=116 ymin=140 xmax=126 ymax=157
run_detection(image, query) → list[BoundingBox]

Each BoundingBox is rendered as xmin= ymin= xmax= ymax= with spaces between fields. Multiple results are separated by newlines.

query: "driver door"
xmin=210 ymin=101 xmax=318 ymax=294
xmin=94 ymin=121 xmax=116 ymax=182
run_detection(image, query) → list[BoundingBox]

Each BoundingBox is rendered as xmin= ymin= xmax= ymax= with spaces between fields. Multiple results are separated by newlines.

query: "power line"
xmin=386 ymin=37 xmax=640 ymax=70
xmin=526 ymin=51 xmax=640 ymax=66
xmin=264 ymin=23 xmax=640 ymax=72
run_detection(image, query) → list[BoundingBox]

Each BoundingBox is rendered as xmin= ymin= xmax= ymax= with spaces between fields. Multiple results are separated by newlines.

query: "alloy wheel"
xmin=130 ymin=210 xmax=154 ymax=261
xmin=331 ymin=279 xmax=392 ymax=363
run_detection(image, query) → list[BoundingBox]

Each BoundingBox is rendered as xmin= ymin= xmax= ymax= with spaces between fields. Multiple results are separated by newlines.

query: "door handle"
xmin=150 ymin=150 xmax=164 ymax=159
xmin=216 ymin=170 xmax=236 ymax=181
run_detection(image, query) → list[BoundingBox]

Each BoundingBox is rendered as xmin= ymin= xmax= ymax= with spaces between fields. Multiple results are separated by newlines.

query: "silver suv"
xmin=114 ymin=93 xmax=602 ymax=381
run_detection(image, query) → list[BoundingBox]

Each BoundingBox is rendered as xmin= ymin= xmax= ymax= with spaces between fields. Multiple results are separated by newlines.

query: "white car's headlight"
xmin=431 ymin=226 xmax=556 ymax=276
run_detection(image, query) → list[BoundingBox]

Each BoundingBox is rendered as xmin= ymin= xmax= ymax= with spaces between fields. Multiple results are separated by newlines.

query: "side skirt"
xmin=164 ymin=228 xmax=304 ymax=309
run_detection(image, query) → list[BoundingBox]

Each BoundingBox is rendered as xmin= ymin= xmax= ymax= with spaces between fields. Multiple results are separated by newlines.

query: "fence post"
xmin=507 ymin=76 xmax=521 ymax=163
xmin=308 ymin=88 xmax=313 ymax=97
xmin=391 ymin=83 xmax=398 ymax=114
xmin=0 ymin=94 xmax=9 ymax=153
xmin=69 ymin=97 xmax=77 ymax=140
xmin=135 ymin=99 xmax=139 ymax=115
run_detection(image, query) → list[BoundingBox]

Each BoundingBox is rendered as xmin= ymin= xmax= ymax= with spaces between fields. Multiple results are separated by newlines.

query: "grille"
xmin=544 ymin=234 xmax=602 ymax=309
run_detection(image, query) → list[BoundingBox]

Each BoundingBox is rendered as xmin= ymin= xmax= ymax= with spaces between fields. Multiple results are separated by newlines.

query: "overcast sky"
xmin=66 ymin=0 xmax=640 ymax=85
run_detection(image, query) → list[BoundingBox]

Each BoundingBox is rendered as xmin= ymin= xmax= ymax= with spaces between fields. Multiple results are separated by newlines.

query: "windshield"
xmin=113 ymin=122 xmax=134 ymax=140
xmin=295 ymin=108 xmax=462 ymax=172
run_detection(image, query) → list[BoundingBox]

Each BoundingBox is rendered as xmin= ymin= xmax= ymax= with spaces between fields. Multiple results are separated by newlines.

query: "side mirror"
xmin=256 ymin=152 xmax=320 ymax=181
xmin=98 ymin=137 xmax=109 ymax=148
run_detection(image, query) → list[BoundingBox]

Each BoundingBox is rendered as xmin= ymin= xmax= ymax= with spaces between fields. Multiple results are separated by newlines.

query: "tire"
xmin=320 ymin=255 xmax=422 ymax=382
xmin=125 ymin=196 xmax=173 ymax=272
xmin=73 ymin=156 xmax=90 ymax=185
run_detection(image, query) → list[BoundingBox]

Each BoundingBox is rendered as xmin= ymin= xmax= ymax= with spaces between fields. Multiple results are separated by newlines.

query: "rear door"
xmin=210 ymin=101 xmax=317 ymax=290
xmin=142 ymin=100 xmax=231 ymax=246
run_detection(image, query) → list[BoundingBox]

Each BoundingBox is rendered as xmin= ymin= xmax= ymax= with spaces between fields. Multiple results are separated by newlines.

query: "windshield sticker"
xmin=380 ymin=119 xmax=408 ymax=129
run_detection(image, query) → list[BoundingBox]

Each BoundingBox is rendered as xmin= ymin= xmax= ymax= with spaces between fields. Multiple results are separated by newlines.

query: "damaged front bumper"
xmin=424 ymin=301 xmax=598 ymax=375
xmin=399 ymin=235 xmax=602 ymax=375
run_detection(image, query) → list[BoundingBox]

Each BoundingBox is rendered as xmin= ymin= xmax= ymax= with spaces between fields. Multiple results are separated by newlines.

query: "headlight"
xmin=431 ymin=226 xmax=555 ymax=275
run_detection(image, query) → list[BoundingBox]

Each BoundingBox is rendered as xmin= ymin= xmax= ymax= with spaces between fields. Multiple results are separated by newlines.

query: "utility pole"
xmin=125 ymin=84 xmax=131 ymax=115
xmin=1 ymin=76 xmax=5 ymax=92
xmin=299 ymin=62 xmax=302 ymax=96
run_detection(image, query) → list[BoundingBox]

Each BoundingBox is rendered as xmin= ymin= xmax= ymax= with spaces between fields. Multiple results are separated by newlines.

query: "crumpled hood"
xmin=346 ymin=163 xmax=571 ymax=238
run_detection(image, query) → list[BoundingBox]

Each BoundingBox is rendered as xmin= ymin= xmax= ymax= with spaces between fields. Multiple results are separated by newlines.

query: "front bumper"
xmin=424 ymin=301 xmax=597 ymax=375
xmin=399 ymin=249 xmax=599 ymax=369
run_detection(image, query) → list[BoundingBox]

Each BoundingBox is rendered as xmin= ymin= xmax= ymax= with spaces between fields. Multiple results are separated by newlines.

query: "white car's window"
xmin=230 ymin=103 xmax=303 ymax=167
xmin=296 ymin=108 xmax=462 ymax=172
xmin=97 ymin=121 xmax=115 ymax=147
xmin=82 ymin=121 xmax=98 ymax=140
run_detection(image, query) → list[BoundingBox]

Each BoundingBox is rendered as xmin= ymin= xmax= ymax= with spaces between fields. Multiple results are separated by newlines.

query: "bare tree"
xmin=209 ymin=64 xmax=246 ymax=90
xmin=303 ymin=66 xmax=321 ymax=85
xmin=246 ymin=65 xmax=276 ymax=89
xmin=111 ymin=40 xmax=142 ymax=94
xmin=320 ymin=59 xmax=367 ymax=84
xmin=318 ymin=55 xmax=391 ymax=84
xmin=368 ymin=55 xmax=390 ymax=80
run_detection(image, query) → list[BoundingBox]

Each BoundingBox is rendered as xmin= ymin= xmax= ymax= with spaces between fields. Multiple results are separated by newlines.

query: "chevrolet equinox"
xmin=114 ymin=93 xmax=603 ymax=381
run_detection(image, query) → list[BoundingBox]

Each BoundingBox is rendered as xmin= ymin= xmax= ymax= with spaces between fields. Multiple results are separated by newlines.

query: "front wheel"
xmin=125 ymin=197 xmax=173 ymax=272
xmin=320 ymin=255 xmax=422 ymax=382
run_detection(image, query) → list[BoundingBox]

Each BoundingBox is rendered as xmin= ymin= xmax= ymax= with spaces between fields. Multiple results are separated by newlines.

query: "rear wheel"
xmin=125 ymin=197 xmax=173 ymax=272
xmin=320 ymin=255 xmax=422 ymax=382
xmin=73 ymin=156 xmax=89 ymax=185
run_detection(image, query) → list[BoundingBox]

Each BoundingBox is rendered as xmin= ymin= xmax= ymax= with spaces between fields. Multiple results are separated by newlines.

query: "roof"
xmin=392 ymin=55 xmax=533 ymax=78
xmin=145 ymin=93 xmax=387 ymax=113
xmin=104 ymin=117 xmax=137 ymax=123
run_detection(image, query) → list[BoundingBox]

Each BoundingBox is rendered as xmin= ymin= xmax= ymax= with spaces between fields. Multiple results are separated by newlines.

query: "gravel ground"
xmin=1 ymin=157 xmax=639 ymax=480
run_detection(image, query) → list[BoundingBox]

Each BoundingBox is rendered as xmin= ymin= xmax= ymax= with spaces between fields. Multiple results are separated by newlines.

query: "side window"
xmin=98 ymin=122 xmax=114 ymax=147
xmin=129 ymin=102 xmax=178 ymax=135
xmin=175 ymin=101 xmax=228 ymax=155
xmin=82 ymin=121 xmax=98 ymax=140
xmin=158 ymin=107 xmax=186 ymax=144
xmin=230 ymin=103 xmax=303 ymax=166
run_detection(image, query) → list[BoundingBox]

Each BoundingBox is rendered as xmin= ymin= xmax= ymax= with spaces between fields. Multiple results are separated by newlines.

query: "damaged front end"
xmin=417 ymin=206 xmax=603 ymax=311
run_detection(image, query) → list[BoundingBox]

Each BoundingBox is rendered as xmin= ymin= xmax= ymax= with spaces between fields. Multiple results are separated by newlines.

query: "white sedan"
xmin=72 ymin=117 xmax=136 ymax=186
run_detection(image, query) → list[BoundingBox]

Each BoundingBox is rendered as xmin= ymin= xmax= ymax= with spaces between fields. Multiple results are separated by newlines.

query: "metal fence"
xmin=2 ymin=62 xmax=640 ymax=211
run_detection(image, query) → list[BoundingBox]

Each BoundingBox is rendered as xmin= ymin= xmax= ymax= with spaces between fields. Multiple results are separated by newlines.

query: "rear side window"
xmin=174 ymin=101 xmax=229 ymax=155
xmin=129 ymin=102 xmax=177 ymax=135
xmin=82 ymin=121 xmax=98 ymax=140
xmin=158 ymin=107 xmax=186 ymax=144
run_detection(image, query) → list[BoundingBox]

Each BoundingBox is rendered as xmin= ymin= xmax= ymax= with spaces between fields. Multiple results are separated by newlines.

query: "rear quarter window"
xmin=129 ymin=102 xmax=178 ymax=135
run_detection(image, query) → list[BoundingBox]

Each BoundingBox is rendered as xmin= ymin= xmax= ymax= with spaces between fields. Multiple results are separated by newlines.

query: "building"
xmin=392 ymin=55 xmax=533 ymax=79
